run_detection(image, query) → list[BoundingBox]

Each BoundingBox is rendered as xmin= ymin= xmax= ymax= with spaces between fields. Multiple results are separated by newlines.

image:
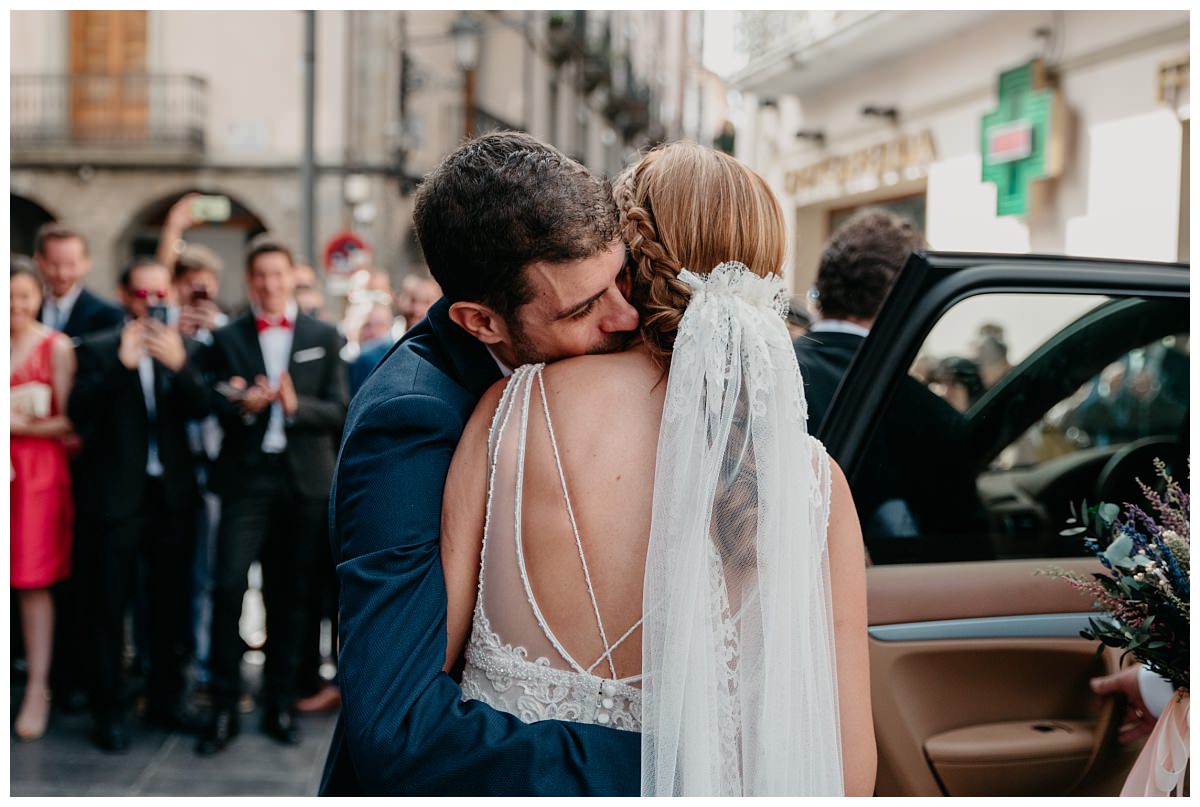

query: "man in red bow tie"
xmin=198 ymin=234 xmax=347 ymax=756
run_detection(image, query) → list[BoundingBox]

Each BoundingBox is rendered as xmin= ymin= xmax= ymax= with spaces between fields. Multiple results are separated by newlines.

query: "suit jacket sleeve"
xmin=94 ymin=300 xmax=125 ymax=332
xmin=166 ymin=339 xmax=216 ymax=421
xmin=202 ymin=330 xmax=250 ymax=427
xmin=289 ymin=328 xmax=347 ymax=433
xmin=68 ymin=333 xmax=127 ymax=422
xmin=335 ymin=392 xmax=640 ymax=795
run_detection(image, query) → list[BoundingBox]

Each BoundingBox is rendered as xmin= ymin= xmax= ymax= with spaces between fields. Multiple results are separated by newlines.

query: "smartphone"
xmin=191 ymin=194 xmax=231 ymax=223
xmin=148 ymin=303 xmax=170 ymax=324
xmin=214 ymin=380 xmax=247 ymax=401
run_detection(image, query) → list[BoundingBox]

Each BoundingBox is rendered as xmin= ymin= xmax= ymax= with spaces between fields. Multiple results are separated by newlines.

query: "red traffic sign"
xmin=323 ymin=231 xmax=371 ymax=274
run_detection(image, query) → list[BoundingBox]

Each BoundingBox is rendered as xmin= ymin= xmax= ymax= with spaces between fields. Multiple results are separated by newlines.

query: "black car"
xmin=817 ymin=253 xmax=1188 ymax=797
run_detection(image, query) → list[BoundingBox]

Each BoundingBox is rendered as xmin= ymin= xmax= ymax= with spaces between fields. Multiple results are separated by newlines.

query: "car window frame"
xmin=820 ymin=252 xmax=1190 ymax=513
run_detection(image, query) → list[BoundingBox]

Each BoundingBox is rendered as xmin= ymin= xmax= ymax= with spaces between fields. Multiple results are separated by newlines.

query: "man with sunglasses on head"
xmin=68 ymin=257 xmax=213 ymax=753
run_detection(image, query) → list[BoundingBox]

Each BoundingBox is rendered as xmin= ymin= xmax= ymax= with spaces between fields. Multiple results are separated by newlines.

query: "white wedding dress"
xmin=460 ymin=362 xmax=643 ymax=732
xmin=460 ymin=263 xmax=844 ymax=795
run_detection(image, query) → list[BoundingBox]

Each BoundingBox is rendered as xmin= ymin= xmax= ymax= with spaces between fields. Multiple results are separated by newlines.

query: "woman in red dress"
xmin=10 ymin=259 xmax=77 ymax=741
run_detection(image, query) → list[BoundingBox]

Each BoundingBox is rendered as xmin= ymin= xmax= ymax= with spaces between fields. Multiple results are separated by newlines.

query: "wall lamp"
xmin=861 ymin=105 xmax=899 ymax=124
xmin=795 ymin=129 xmax=826 ymax=147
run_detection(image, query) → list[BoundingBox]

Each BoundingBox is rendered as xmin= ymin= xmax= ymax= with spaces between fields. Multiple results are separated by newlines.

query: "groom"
xmin=321 ymin=132 xmax=642 ymax=795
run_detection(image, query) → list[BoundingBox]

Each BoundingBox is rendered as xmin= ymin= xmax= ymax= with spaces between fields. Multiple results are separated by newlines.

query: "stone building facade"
xmin=11 ymin=10 xmax=724 ymax=309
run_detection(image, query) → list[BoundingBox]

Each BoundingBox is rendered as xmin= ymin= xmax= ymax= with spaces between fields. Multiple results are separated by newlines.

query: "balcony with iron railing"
xmin=11 ymin=73 xmax=208 ymax=163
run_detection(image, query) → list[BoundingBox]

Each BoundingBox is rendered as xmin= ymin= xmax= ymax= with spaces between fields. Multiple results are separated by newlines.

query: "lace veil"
xmin=640 ymin=261 xmax=843 ymax=795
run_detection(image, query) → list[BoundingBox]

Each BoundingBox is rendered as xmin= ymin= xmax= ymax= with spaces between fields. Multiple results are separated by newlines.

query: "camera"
xmin=190 ymin=285 xmax=210 ymax=305
xmin=148 ymin=303 xmax=170 ymax=325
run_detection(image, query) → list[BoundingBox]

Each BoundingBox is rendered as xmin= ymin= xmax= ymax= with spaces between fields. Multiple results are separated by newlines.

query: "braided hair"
xmin=613 ymin=142 xmax=787 ymax=369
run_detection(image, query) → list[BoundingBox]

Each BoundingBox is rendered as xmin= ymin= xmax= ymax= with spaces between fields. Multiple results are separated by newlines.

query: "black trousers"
xmin=298 ymin=523 xmax=339 ymax=697
xmin=208 ymin=455 xmax=324 ymax=712
xmin=86 ymin=476 xmax=195 ymax=717
xmin=50 ymin=474 xmax=96 ymax=700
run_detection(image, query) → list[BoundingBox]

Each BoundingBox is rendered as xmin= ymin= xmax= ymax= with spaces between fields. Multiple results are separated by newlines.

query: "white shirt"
xmin=41 ymin=284 xmax=84 ymax=332
xmin=809 ymin=319 xmax=870 ymax=338
xmin=137 ymin=354 xmax=164 ymax=477
xmin=486 ymin=345 xmax=514 ymax=379
xmin=256 ymin=301 xmax=297 ymax=454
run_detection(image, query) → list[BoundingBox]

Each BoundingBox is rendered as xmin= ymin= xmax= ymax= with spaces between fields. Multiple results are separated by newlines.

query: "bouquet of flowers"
xmin=1043 ymin=459 xmax=1189 ymax=797
xmin=1044 ymin=459 xmax=1188 ymax=691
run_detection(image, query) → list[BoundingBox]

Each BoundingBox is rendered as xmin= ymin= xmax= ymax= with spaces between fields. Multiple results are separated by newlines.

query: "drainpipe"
xmin=301 ymin=10 xmax=317 ymax=265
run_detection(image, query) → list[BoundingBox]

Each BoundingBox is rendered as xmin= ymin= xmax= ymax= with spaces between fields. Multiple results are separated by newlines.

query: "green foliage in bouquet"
xmin=1041 ymin=459 xmax=1189 ymax=691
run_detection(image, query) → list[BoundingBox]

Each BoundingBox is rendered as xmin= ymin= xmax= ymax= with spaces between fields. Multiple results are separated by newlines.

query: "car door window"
xmin=856 ymin=292 xmax=1189 ymax=565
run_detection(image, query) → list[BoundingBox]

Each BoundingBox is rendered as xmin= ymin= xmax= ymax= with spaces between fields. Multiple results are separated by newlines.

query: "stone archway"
xmin=115 ymin=188 xmax=269 ymax=310
xmin=11 ymin=194 xmax=58 ymax=257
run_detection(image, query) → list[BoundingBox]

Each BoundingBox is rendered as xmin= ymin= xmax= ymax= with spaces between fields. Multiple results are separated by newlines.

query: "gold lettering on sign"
xmin=785 ymin=130 xmax=936 ymax=197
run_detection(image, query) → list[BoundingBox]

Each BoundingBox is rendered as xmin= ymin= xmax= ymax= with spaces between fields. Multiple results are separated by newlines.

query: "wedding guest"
xmin=394 ymin=273 xmax=441 ymax=332
xmin=168 ymin=242 xmax=229 ymax=699
xmin=347 ymin=301 xmax=396 ymax=396
xmin=10 ymin=259 xmax=77 ymax=741
xmin=34 ymin=223 xmax=124 ymax=339
xmin=293 ymin=263 xmax=330 ymax=321
xmin=794 ymin=208 xmax=987 ymax=562
xmin=33 ymin=223 xmax=124 ymax=713
xmin=198 ymin=234 xmax=347 ymax=755
xmin=69 ymin=257 xmax=212 ymax=752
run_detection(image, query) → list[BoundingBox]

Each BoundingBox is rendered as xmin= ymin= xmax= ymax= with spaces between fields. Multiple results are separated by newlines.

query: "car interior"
xmin=848 ymin=284 xmax=1188 ymax=796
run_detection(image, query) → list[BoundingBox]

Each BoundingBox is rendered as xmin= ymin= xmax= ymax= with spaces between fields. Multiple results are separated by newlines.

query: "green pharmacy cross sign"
xmin=981 ymin=59 xmax=1064 ymax=217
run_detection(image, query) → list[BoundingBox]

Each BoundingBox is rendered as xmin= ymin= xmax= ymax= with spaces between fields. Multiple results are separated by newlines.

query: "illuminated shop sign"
xmin=981 ymin=59 xmax=1065 ymax=216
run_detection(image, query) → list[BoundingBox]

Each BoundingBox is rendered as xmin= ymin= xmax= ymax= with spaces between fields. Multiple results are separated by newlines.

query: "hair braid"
xmin=613 ymin=161 xmax=692 ymax=369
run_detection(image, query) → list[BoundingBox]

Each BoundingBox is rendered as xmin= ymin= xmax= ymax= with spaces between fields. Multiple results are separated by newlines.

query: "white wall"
xmin=11 ymin=11 xmax=66 ymax=72
xmin=151 ymin=10 xmax=347 ymax=163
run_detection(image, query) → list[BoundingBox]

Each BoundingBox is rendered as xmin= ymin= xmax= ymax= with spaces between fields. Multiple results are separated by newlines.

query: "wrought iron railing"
xmin=11 ymin=73 xmax=207 ymax=151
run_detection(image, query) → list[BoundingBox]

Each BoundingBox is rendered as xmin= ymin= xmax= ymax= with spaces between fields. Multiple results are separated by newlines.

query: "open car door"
xmin=818 ymin=253 xmax=1189 ymax=796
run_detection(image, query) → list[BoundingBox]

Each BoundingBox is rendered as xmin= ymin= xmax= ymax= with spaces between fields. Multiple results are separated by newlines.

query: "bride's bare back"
xmin=442 ymin=344 xmax=664 ymax=681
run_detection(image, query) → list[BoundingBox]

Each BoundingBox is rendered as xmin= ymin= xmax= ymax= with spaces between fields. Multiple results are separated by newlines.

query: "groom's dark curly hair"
xmin=413 ymin=131 xmax=619 ymax=320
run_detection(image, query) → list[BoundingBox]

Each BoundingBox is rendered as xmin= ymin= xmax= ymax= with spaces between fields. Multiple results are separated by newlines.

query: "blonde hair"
xmin=613 ymin=142 xmax=786 ymax=368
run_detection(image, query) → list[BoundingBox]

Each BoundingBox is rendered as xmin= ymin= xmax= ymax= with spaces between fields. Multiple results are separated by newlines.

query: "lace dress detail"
xmin=460 ymin=364 xmax=642 ymax=732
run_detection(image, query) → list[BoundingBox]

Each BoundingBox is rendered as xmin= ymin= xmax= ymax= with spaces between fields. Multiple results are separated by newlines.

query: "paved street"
xmin=10 ymin=668 xmax=337 ymax=796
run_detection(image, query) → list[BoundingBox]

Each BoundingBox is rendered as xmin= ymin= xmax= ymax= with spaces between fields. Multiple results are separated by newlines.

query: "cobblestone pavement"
xmin=9 ymin=670 xmax=338 ymax=796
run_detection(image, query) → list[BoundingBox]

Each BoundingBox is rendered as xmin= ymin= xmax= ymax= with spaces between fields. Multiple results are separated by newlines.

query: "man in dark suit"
xmin=33 ymin=223 xmax=124 ymax=340
xmin=31 ymin=223 xmax=125 ymax=713
xmin=794 ymin=208 xmax=987 ymax=562
xmin=322 ymin=132 xmax=642 ymax=795
xmin=197 ymin=234 xmax=347 ymax=755
xmin=69 ymin=257 xmax=212 ymax=752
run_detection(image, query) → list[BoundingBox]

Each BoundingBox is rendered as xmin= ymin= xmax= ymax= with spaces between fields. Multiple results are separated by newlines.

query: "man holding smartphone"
xmin=68 ymin=257 xmax=212 ymax=752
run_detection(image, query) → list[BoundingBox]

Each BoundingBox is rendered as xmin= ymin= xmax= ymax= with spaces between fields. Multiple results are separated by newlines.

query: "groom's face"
xmin=504 ymin=239 xmax=639 ymax=365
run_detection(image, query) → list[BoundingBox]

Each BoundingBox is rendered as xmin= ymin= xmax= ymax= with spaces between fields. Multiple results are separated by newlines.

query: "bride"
xmin=441 ymin=142 xmax=875 ymax=796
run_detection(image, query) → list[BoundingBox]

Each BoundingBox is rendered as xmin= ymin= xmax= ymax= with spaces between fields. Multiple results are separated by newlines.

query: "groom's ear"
xmin=447 ymin=301 xmax=509 ymax=345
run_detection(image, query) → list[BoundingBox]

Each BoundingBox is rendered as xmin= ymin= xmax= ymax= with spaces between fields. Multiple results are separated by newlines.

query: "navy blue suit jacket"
xmin=320 ymin=298 xmax=640 ymax=795
xmin=39 ymin=286 xmax=124 ymax=341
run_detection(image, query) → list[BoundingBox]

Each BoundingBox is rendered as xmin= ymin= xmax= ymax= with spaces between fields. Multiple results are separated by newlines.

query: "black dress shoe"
xmin=195 ymin=707 xmax=239 ymax=756
xmin=92 ymin=716 xmax=130 ymax=754
xmin=144 ymin=700 xmax=200 ymax=734
xmin=261 ymin=707 xmax=300 ymax=745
